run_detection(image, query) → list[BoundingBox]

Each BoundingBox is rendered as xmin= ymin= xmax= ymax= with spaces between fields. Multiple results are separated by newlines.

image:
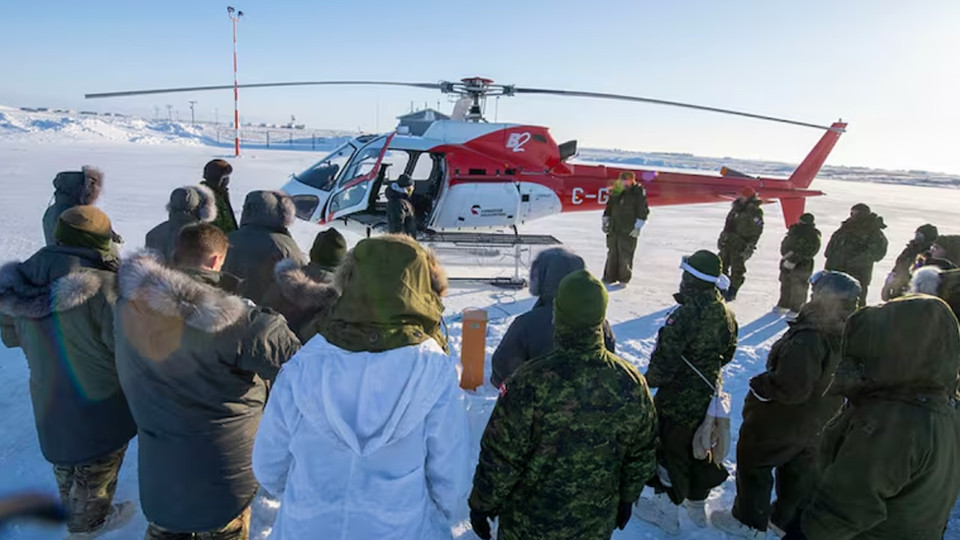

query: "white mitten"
xmin=630 ymin=219 xmax=645 ymax=238
xmin=602 ymin=216 xmax=610 ymax=234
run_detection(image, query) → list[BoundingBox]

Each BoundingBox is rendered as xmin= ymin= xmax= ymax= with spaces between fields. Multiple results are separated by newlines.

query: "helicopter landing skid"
xmin=420 ymin=230 xmax=561 ymax=289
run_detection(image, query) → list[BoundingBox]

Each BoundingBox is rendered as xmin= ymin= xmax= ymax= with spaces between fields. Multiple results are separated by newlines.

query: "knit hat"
xmin=554 ymin=270 xmax=608 ymax=330
xmin=738 ymin=186 xmax=756 ymax=199
xmin=55 ymin=205 xmax=113 ymax=254
xmin=851 ymin=203 xmax=871 ymax=214
xmin=310 ymin=228 xmax=347 ymax=269
xmin=396 ymin=173 xmax=413 ymax=188
xmin=619 ymin=171 xmax=636 ymax=183
xmin=202 ymin=159 xmax=232 ymax=187
xmin=681 ymin=250 xmax=731 ymax=291
xmin=799 ymin=213 xmax=815 ymax=225
xmin=916 ymin=224 xmax=939 ymax=243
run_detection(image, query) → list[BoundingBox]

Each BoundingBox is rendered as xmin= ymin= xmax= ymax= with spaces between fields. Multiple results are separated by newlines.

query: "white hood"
xmin=295 ymin=336 xmax=452 ymax=456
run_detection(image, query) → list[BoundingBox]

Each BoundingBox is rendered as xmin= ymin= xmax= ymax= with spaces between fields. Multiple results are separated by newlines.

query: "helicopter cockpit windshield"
xmin=292 ymin=141 xmax=357 ymax=191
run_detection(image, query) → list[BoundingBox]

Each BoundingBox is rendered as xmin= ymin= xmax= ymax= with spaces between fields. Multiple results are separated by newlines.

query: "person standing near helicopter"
xmin=602 ymin=171 xmax=650 ymax=286
xmin=387 ymin=173 xmax=418 ymax=238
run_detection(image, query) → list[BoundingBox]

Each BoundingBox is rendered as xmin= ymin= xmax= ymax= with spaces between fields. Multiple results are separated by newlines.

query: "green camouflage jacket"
xmin=824 ymin=213 xmax=888 ymax=272
xmin=469 ymin=327 xmax=658 ymax=540
xmin=780 ymin=222 xmax=821 ymax=271
xmin=646 ymin=279 xmax=738 ymax=428
xmin=718 ymin=196 xmax=764 ymax=252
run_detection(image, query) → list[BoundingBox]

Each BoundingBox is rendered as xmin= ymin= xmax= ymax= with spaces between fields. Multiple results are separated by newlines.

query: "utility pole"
xmin=228 ymin=6 xmax=244 ymax=157
xmin=214 ymin=107 xmax=219 ymax=125
xmin=154 ymin=106 xmax=160 ymax=121
xmin=166 ymin=104 xmax=173 ymax=121
xmin=188 ymin=100 xmax=197 ymax=125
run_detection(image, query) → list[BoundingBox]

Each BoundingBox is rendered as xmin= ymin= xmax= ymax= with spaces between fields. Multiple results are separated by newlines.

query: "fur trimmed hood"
xmin=53 ymin=166 xmax=103 ymax=205
xmin=910 ymin=266 xmax=943 ymax=296
xmin=239 ymin=190 xmax=296 ymax=230
xmin=168 ymin=184 xmax=217 ymax=223
xmin=0 ymin=261 xmax=106 ymax=319
xmin=273 ymin=258 xmax=339 ymax=312
xmin=117 ymin=251 xmax=247 ymax=333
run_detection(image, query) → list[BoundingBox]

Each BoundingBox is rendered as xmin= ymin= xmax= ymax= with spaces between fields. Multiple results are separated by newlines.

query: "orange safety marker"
xmin=460 ymin=309 xmax=488 ymax=390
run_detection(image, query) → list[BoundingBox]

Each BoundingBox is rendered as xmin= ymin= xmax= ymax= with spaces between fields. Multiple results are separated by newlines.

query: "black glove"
xmin=470 ymin=509 xmax=492 ymax=540
xmin=616 ymin=500 xmax=632 ymax=530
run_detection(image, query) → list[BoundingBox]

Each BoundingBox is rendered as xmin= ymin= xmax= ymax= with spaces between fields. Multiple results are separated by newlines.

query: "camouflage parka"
xmin=718 ymin=196 xmax=764 ymax=254
xmin=780 ymin=221 xmax=821 ymax=272
xmin=645 ymin=276 xmax=739 ymax=428
xmin=470 ymin=275 xmax=657 ymax=540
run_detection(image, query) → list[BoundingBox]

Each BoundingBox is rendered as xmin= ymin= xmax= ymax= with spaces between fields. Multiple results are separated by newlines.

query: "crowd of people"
xmin=1 ymin=160 xmax=960 ymax=540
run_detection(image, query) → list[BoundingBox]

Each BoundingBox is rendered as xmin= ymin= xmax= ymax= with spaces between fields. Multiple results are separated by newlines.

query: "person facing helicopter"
xmin=387 ymin=173 xmax=418 ymax=238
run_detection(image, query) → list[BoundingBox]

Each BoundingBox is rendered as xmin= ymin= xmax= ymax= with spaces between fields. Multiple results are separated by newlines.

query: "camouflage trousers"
xmin=719 ymin=246 xmax=752 ymax=292
xmin=777 ymin=265 xmax=813 ymax=312
xmin=144 ymin=506 xmax=250 ymax=540
xmin=52 ymin=444 xmax=127 ymax=533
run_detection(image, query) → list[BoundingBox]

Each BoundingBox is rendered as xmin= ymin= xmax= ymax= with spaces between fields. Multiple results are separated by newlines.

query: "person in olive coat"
xmin=785 ymin=295 xmax=960 ymax=540
xmin=222 ymin=190 xmax=307 ymax=305
xmin=1 ymin=206 xmax=137 ymax=536
xmin=717 ymin=188 xmax=764 ymax=301
xmin=776 ymin=213 xmax=821 ymax=313
xmin=712 ymin=271 xmax=861 ymax=539
xmin=880 ymin=223 xmax=937 ymax=301
xmin=115 ymin=224 xmax=301 ymax=539
xmin=824 ymin=203 xmax=888 ymax=305
xmin=145 ymin=185 xmax=217 ymax=262
xmin=602 ymin=171 xmax=650 ymax=285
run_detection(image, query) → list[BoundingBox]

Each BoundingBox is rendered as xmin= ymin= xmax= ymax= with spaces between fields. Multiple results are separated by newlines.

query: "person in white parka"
xmin=253 ymin=234 xmax=470 ymax=540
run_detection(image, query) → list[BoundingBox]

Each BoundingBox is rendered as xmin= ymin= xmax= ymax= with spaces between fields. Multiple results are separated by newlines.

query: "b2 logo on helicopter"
xmin=506 ymin=132 xmax=531 ymax=153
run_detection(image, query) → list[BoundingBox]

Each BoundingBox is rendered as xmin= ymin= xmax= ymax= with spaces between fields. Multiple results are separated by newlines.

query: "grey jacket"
xmin=491 ymin=248 xmax=616 ymax=387
xmin=144 ymin=185 xmax=217 ymax=262
xmin=223 ymin=191 xmax=306 ymax=305
xmin=0 ymin=246 xmax=136 ymax=465
xmin=260 ymin=259 xmax=339 ymax=341
xmin=114 ymin=252 xmax=301 ymax=531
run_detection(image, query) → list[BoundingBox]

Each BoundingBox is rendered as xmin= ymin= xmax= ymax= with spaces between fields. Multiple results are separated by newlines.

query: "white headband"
xmin=680 ymin=259 xmax=731 ymax=291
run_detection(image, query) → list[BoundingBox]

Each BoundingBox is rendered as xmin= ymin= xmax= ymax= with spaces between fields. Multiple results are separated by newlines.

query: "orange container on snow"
xmin=460 ymin=309 xmax=488 ymax=390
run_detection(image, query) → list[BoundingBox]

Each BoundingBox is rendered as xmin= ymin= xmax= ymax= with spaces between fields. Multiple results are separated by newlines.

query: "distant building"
xmin=396 ymin=108 xmax=449 ymax=136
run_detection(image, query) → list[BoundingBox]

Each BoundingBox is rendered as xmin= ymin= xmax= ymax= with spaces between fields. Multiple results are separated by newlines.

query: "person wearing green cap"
xmin=1 ymin=205 xmax=138 ymax=536
xmin=469 ymin=269 xmax=658 ymax=540
xmin=253 ymin=234 xmax=467 ymax=540
xmin=261 ymin=228 xmax=345 ymax=340
xmin=635 ymin=249 xmax=738 ymax=534
xmin=775 ymin=213 xmax=821 ymax=314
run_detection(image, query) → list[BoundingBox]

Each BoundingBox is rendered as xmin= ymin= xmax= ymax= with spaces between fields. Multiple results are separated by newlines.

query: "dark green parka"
xmin=741 ymin=300 xmax=845 ymax=454
xmin=144 ymin=185 xmax=218 ymax=263
xmin=824 ymin=212 xmax=888 ymax=279
xmin=470 ymin=271 xmax=657 ymax=540
xmin=780 ymin=221 xmax=821 ymax=273
xmin=800 ymin=296 xmax=960 ymax=540
xmin=222 ymin=191 xmax=307 ymax=305
xmin=201 ymin=180 xmax=239 ymax=234
xmin=603 ymin=182 xmax=649 ymax=236
xmin=42 ymin=169 xmax=103 ymax=246
xmin=0 ymin=246 xmax=136 ymax=465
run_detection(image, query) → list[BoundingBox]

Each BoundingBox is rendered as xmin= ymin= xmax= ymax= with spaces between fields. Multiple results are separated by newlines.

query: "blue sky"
xmin=2 ymin=0 xmax=958 ymax=173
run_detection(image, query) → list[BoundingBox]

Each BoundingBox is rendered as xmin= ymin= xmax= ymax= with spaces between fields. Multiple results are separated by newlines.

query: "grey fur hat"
xmin=167 ymin=185 xmax=217 ymax=223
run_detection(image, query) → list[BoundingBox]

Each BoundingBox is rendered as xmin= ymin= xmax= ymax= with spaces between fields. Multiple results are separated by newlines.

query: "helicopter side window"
xmin=294 ymin=144 xmax=355 ymax=191
xmin=340 ymin=145 xmax=383 ymax=187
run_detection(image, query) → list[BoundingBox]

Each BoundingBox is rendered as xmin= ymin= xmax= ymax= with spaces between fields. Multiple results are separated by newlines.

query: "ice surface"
xmin=1 ymin=114 xmax=959 ymax=539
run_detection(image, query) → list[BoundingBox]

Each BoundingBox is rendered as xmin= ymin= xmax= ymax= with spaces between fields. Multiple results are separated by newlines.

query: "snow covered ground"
xmin=1 ymin=115 xmax=959 ymax=539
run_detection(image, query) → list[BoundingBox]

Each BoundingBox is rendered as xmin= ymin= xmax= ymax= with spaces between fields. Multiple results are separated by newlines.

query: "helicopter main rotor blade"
xmin=512 ymin=87 xmax=841 ymax=131
xmin=85 ymin=81 xmax=443 ymax=99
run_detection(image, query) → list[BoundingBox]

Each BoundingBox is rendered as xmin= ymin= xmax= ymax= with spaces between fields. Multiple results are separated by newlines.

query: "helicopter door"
xmin=324 ymin=133 xmax=396 ymax=223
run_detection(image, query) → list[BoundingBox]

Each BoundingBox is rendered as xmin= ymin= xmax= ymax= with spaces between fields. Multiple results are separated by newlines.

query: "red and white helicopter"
xmin=87 ymin=77 xmax=845 ymax=239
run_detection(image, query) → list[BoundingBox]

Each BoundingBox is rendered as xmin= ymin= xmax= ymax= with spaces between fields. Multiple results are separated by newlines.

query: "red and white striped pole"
xmin=227 ymin=6 xmax=243 ymax=157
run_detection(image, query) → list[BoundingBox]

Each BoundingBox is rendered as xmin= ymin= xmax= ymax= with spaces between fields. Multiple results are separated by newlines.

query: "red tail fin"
xmin=780 ymin=198 xmax=806 ymax=228
xmin=788 ymin=121 xmax=846 ymax=189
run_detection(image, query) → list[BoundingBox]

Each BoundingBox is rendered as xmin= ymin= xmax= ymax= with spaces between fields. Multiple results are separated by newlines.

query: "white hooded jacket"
xmin=253 ymin=335 xmax=470 ymax=540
